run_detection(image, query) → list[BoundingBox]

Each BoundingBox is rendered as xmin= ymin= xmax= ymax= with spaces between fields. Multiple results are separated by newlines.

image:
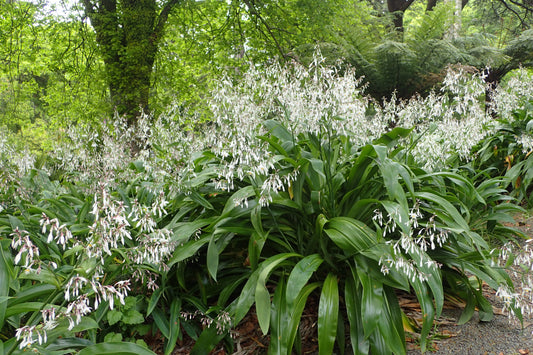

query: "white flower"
xmin=15 ymin=325 xmax=37 ymax=348
xmin=65 ymin=295 xmax=92 ymax=330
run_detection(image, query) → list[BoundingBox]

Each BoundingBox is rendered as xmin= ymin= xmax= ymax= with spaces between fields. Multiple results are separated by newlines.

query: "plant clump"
xmin=1 ymin=59 xmax=533 ymax=354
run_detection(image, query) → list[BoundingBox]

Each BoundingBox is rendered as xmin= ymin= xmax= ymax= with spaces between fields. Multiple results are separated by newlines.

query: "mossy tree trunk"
xmin=83 ymin=0 xmax=180 ymax=126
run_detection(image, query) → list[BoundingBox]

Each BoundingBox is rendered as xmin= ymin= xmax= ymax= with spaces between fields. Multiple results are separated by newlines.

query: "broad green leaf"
xmin=63 ymin=244 xmax=85 ymax=258
xmin=337 ymin=311 xmax=346 ymax=355
xmin=218 ymin=274 xmax=249 ymax=306
xmin=415 ymin=191 xmax=489 ymax=249
xmin=373 ymin=127 xmax=412 ymax=146
xmin=107 ymin=309 xmax=122 ymax=326
xmin=45 ymin=337 xmax=93 ymax=351
xmin=264 ymin=119 xmax=294 ymax=143
xmin=122 ymin=309 xmax=144 ymax=325
xmin=256 ymin=253 xmax=299 ymax=334
xmin=324 ymin=217 xmax=377 ymax=255
xmin=152 ymin=308 xmax=169 ymax=339
xmin=230 ymin=255 xmax=296 ymax=326
xmin=457 ymin=289 xmax=475 ymax=325
xmin=286 ymin=283 xmax=320 ymax=354
xmin=8 ymin=216 xmax=24 ymax=231
xmin=411 ymin=278 xmax=435 ymax=352
xmin=258 ymin=134 xmax=289 ymax=156
xmin=345 ymin=273 xmax=369 ymax=355
xmin=8 ymin=284 xmax=56 ymax=306
xmin=357 ymin=267 xmax=383 ymax=338
xmin=71 ymin=317 xmax=99 ymax=332
xmin=410 ymin=249 xmax=444 ymax=319
xmin=46 ymin=198 xmax=76 ymax=220
xmin=248 ymin=231 xmax=268 ymax=270
xmin=18 ymin=269 xmax=61 ymax=287
xmin=380 ymin=200 xmax=410 ymax=235
xmin=168 ymin=234 xmax=210 ymax=267
xmin=250 ymin=204 xmax=264 ymax=235
xmin=376 ymin=156 xmax=409 ymax=205
xmin=318 ymin=273 xmax=339 ymax=355
xmin=231 ymin=270 xmax=259 ymax=325
xmin=207 ymin=233 xmax=219 ymax=281
xmin=307 ymin=158 xmax=326 ymax=190
xmin=187 ymin=191 xmax=214 ymax=210
xmin=421 ymin=171 xmax=484 ymax=205
xmin=171 ymin=218 xmax=215 ymax=243
xmin=475 ymin=290 xmax=494 ymax=322
xmin=286 ymin=254 xmax=323 ymax=308
xmin=222 ymin=186 xmax=256 ymax=215
xmin=268 ymin=276 xmax=287 ymax=355
xmin=43 ymin=317 xmax=99 ymax=344
xmin=377 ymin=286 xmax=406 ymax=355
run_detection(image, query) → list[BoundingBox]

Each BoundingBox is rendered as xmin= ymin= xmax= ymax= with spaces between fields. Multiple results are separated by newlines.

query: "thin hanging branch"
xmin=241 ymin=0 xmax=288 ymax=60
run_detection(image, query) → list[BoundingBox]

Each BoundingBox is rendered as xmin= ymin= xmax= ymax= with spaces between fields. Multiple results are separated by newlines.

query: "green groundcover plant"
xmin=473 ymin=68 xmax=533 ymax=206
xmin=0 ymin=58 xmax=532 ymax=354
xmin=166 ymin=120 xmax=523 ymax=354
xmin=0 ymin=171 xmax=174 ymax=354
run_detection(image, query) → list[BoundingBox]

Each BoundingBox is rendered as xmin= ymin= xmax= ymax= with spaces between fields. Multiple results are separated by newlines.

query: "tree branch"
xmin=496 ymin=0 xmax=527 ymax=28
xmin=508 ymin=0 xmax=533 ymax=13
xmin=388 ymin=0 xmax=416 ymax=13
xmin=242 ymin=0 xmax=287 ymax=60
xmin=153 ymin=0 xmax=182 ymax=44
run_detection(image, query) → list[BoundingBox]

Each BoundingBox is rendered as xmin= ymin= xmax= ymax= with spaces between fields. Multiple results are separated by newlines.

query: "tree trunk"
xmin=427 ymin=0 xmax=469 ymax=12
xmin=83 ymin=0 xmax=180 ymax=126
xmin=444 ymin=0 xmax=463 ymax=39
xmin=426 ymin=0 xmax=438 ymax=12
xmin=387 ymin=0 xmax=416 ymax=33
xmin=453 ymin=0 xmax=463 ymax=37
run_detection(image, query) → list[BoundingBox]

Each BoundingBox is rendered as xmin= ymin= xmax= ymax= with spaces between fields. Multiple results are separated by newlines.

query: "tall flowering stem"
xmin=7 ymin=178 xmax=174 ymax=350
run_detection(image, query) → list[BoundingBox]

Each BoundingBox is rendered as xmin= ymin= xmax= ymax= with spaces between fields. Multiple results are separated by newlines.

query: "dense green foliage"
xmin=2 ymin=0 xmax=533 ymax=353
xmin=2 ymin=0 xmax=533 ymax=149
xmin=1 ymin=58 xmax=533 ymax=353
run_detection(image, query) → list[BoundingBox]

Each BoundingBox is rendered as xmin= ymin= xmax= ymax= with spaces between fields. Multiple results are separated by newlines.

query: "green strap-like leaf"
xmin=268 ymin=276 xmax=287 ymax=355
xmin=410 ymin=249 xmax=444 ymax=319
xmin=345 ymin=273 xmax=369 ymax=355
xmin=168 ymin=233 xmax=211 ymax=268
xmin=207 ymin=233 xmax=219 ymax=281
xmin=378 ymin=286 xmax=406 ymax=355
xmin=164 ymin=298 xmax=182 ymax=355
xmin=415 ymin=191 xmax=489 ymax=250
xmin=146 ymin=287 xmax=162 ymax=317
xmin=0 ymin=247 xmax=9 ymax=330
xmin=357 ymin=266 xmax=383 ymax=338
xmin=286 ymin=254 xmax=323 ymax=308
xmin=8 ymin=283 xmax=56 ymax=306
xmin=188 ymin=190 xmax=214 ymax=210
xmin=152 ymin=308 xmax=169 ymax=339
xmin=256 ymin=253 xmax=299 ymax=334
xmin=318 ymin=273 xmax=339 ymax=355
xmin=285 ymin=283 xmax=320 ymax=354
xmin=222 ymin=186 xmax=256 ymax=215
xmin=324 ymin=217 xmax=377 ymax=256
xmin=411 ymin=278 xmax=435 ymax=352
